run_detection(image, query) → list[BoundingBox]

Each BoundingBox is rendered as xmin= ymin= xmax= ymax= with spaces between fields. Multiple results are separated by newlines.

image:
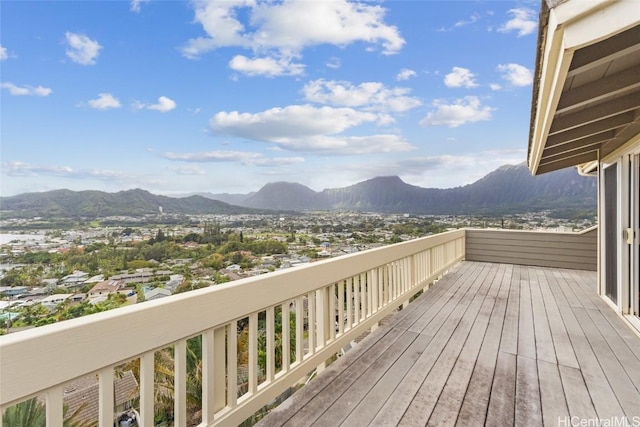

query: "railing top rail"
xmin=465 ymin=226 xmax=597 ymax=235
xmin=578 ymin=224 xmax=598 ymax=234
xmin=0 ymin=229 xmax=464 ymax=407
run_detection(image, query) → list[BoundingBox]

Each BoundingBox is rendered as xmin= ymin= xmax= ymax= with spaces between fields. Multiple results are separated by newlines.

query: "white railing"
xmin=0 ymin=229 xmax=465 ymax=426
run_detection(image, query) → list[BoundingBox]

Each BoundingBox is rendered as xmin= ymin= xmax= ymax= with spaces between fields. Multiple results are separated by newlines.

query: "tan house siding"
xmin=465 ymin=227 xmax=597 ymax=270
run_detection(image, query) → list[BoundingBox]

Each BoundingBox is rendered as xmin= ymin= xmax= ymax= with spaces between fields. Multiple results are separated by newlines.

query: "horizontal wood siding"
xmin=465 ymin=228 xmax=597 ymax=271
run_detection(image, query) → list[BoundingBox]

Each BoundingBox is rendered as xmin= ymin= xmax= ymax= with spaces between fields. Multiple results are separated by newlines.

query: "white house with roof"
xmin=0 ymin=286 xmax=28 ymax=298
xmin=87 ymin=280 xmax=125 ymax=299
xmin=144 ymin=287 xmax=172 ymax=301
xmin=39 ymin=294 xmax=74 ymax=309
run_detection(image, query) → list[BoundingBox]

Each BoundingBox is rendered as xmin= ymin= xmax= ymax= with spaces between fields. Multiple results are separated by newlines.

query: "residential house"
xmin=39 ymin=294 xmax=74 ymax=309
xmin=84 ymin=274 xmax=104 ymax=284
xmin=143 ymin=287 xmax=172 ymax=301
xmin=87 ymin=280 xmax=125 ymax=299
xmin=109 ymin=271 xmax=153 ymax=284
xmin=41 ymin=278 xmax=59 ymax=289
xmin=165 ymin=274 xmax=184 ymax=292
xmin=529 ymin=0 xmax=640 ymax=329
xmin=63 ymin=370 xmax=138 ymax=426
xmin=0 ymin=286 xmax=28 ymax=298
xmin=61 ymin=271 xmax=89 ymax=289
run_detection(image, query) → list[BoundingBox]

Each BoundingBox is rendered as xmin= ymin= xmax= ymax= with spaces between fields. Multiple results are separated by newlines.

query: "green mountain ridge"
xmin=0 ymin=163 xmax=597 ymax=219
xmin=0 ymin=188 xmax=264 ymax=219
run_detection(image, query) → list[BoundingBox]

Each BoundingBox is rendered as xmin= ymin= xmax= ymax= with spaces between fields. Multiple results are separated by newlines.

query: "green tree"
xmin=1 ymin=397 xmax=44 ymax=427
xmin=2 ymin=398 xmax=93 ymax=427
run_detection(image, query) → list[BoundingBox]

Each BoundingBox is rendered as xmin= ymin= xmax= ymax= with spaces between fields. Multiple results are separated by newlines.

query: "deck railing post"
xmin=281 ymin=302 xmax=291 ymax=372
xmin=248 ymin=313 xmax=258 ymax=395
xmin=266 ymin=306 xmax=275 ymax=383
xmin=295 ymin=297 xmax=304 ymax=363
xmin=328 ymin=285 xmax=336 ymax=342
xmin=308 ymin=292 xmax=316 ymax=356
xmin=201 ymin=330 xmax=215 ymax=425
xmin=174 ymin=339 xmax=187 ymax=427
xmin=227 ymin=321 xmax=238 ymax=408
xmin=46 ymin=386 xmax=63 ymax=427
xmin=213 ymin=327 xmax=226 ymax=412
xmin=139 ymin=351 xmax=155 ymax=427
xmin=98 ymin=367 xmax=114 ymax=427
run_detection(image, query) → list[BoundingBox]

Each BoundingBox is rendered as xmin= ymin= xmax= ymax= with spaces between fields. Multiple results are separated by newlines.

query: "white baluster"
xmin=346 ymin=278 xmax=353 ymax=330
xmin=174 ymin=339 xmax=187 ymax=427
xmin=248 ymin=313 xmax=258 ymax=396
xmin=295 ymin=297 xmax=304 ymax=364
xmin=202 ymin=330 xmax=215 ymax=425
xmin=227 ymin=321 xmax=238 ymax=408
xmin=281 ymin=302 xmax=290 ymax=372
xmin=98 ymin=367 xmax=114 ymax=427
xmin=337 ymin=282 xmax=345 ymax=336
xmin=139 ymin=351 xmax=155 ymax=427
xmin=266 ymin=306 xmax=275 ymax=383
xmin=46 ymin=386 xmax=63 ymax=427
xmin=308 ymin=292 xmax=316 ymax=356
xmin=328 ymin=285 xmax=336 ymax=341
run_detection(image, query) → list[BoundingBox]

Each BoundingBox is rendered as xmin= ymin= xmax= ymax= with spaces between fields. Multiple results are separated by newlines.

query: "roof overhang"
xmin=528 ymin=0 xmax=640 ymax=175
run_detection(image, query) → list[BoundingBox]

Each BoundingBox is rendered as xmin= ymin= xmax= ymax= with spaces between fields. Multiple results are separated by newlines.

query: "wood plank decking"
xmin=259 ymin=261 xmax=640 ymax=427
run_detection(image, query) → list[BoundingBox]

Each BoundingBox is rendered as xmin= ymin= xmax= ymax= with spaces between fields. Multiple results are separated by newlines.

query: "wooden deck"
xmin=259 ymin=261 xmax=640 ymax=426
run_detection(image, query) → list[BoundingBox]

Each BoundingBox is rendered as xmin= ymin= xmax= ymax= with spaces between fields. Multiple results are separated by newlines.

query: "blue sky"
xmin=1 ymin=0 xmax=539 ymax=197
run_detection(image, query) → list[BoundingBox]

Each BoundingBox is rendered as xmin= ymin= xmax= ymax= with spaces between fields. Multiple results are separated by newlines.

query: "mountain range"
xmin=191 ymin=162 xmax=597 ymax=215
xmin=0 ymin=188 xmax=266 ymax=219
xmin=0 ymin=163 xmax=597 ymax=219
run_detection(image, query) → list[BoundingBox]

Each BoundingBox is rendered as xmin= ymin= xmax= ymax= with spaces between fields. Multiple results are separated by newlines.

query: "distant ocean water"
xmin=0 ymin=234 xmax=46 ymax=245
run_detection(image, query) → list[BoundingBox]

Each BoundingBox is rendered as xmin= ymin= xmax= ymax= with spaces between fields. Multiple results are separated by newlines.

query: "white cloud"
xmin=325 ymin=57 xmax=341 ymax=69
xmin=444 ymin=67 xmax=478 ymax=88
xmin=87 ymin=93 xmax=121 ymax=110
xmin=303 ymin=79 xmax=421 ymax=113
xmin=420 ymin=96 xmax=494 ymax=128
xmin=210 ymin=104 xmax=413 ymax=154
xmin=0 ymin=46 xmax=7 ymax=61
xmin=498 ymin=8 xmax=537 ymax=37
xmin=394 ymin=151 xmax=527 ymax=185
xmin=181 ymin=0 xmax=404 ymax=65
xmin=251 ymin=156 xmax=305 ymax=167
xmin=229 ymin=55 xmax=305 ymax=77
xmin=162 ymin=150 xmax=305 ymax=167
xmin=340 ymin=149 xmax=527 ymax=189
xmin=130 ymin=0 xmax=150 ymax=13
xmin=132 ymin=96 xmax=176 ymax=112
xmin=396 ymin=68 xmax=417 ymax=81
xmin=164 ymin=150 xmax=262 ymax=163
xmin=2 ymin=161 xmax=127 ymax=180
xmin=490 ymin=83 xmax=502 ymax=91
xmin=65 ymin=32 xmax=102 ymax=65
xmin=169 ymin=165 xmax=206 ymax=175
xmin=437 ymin=13 xmax=482 ymax=32
xmin=1 ymin=82 xmax=52 ymax=96
xmin=149 ymin=96 xmax=177 ymax=112
xmin=277 ymin=134 xmax=414 ymax=154
xmin=497 ymin=63 xmax=533 ymax=87
xmin=454 ymin=13 xmax=480 ymax=28
xmin=211 ymin=104 xmax=381 ymax=140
